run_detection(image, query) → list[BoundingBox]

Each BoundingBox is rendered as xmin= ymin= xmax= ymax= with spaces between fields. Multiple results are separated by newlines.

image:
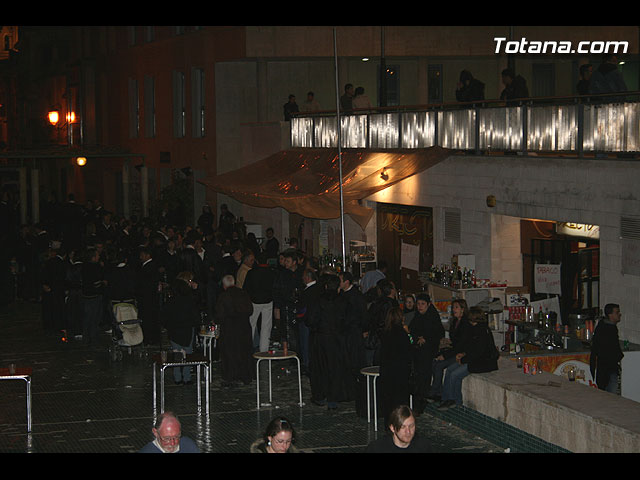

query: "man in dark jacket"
xmin=41 ymin=243 xmax=67 ymax=335
xmin=81 ymin=246 xmax=106 ymax=346
xmin=272 ymin=250 xmax=303 ymax=351
xmin=500 ymin=68 xmax=529 ymax=103
xmin=590 ymin=304 xmax=624 ymax=393
xmin=455 ymin=70 xmax=485 ymax=103
xmin=136 ymin=247 xmax=161 ymax=345
xmin=409 ymin=293 xmax=445 ymax=413
xmin=339 ymin=271 xmax=368 ymax=375
xmin=589 ymin=54 xmax=627 ymax=101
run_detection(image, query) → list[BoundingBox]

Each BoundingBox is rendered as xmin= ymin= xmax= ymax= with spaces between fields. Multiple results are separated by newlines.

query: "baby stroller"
xmin=108 ymin=299 xmax=147 ymax=362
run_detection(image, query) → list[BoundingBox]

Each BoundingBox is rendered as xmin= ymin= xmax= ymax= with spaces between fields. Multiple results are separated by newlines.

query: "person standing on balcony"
xmin=589 ymin=54 xmax=627 ymax=102
xmin=352 ymin=86 xmax=373 ymax=111
xmin=576 ymin=64 xmax=593 ymax=96
xmin=340 ymin=83 xmax=355 ymax=112
xmin=283 ymin=94 xmax=299 ymax=121
xmin=500 ymin=68 xmax=529 ymax=103
xmin=301 ymin=91 xmax=321 ymax=112
xmin=455 ymin=70 xmax=485 ymax=103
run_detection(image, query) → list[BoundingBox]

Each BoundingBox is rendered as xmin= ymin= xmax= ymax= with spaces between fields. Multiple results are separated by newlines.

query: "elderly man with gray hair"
xmin=215 ymin=275 xmax=255 ymax=387
xmin=138 ymin=411 xmax=200 ymax=453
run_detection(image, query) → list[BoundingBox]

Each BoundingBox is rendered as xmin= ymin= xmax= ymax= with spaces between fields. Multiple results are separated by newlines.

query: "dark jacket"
xmin=500 ymin=75 xmax=529 ymax=102
xmin=456 ymin=78 xmax=485 ymax=103
xmin=81 ymin=261 xmax=105 ymax=297
xmin=409 ymin=303 xmax=445 ymax=353
xmin=161 ymin=291 xmax=201 ymax=347
xmin=590 ymin=320 xmax=624 ymax=379
xmin=243 ymin=264 xmax=277 ymax=304
xmin=459 ymin=322 xmax=499 ymax=373
xmin=590 ymin=62 xmax=627 ymax=96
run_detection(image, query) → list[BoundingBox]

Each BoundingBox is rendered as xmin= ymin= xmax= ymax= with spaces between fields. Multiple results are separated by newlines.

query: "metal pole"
xmin=333 ymin=27 xmax=347 ymax=268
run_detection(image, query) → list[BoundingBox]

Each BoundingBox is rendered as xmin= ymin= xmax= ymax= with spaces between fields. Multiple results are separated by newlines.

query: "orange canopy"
xmin=199 ymin=146 xmax=454 ymax=229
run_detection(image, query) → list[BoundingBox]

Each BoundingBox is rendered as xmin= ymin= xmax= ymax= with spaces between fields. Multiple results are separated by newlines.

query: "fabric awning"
xmin=199 ymin=146 xmax=454 ymax=230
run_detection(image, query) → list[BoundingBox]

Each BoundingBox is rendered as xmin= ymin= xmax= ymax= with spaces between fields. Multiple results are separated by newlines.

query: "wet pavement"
xmin=0 ymin=300 xmax=504 ymax=454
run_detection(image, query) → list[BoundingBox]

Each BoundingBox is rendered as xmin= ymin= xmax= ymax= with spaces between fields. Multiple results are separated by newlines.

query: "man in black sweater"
xmin=590 ymin=303 xmax=624 ymax=393
xmin=243 ymin=258 xmax=277 ymax=352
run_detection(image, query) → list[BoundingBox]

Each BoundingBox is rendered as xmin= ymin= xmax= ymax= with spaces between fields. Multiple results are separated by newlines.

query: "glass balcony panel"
xmin=401 ymin=111 xmax=436 ymax=148
xmin=438 ymin=109 xmax=475 ymax=149
xmin=369 ymin=113 xmax=399 ymax=148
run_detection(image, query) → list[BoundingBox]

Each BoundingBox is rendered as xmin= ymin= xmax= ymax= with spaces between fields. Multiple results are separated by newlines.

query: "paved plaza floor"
xmin=0 ymin=299 xmax=504 ymax=454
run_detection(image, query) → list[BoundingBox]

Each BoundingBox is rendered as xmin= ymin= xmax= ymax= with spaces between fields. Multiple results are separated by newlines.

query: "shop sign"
xmin=534 ymin=263 xmax=562 ymax=295
xmin=556 ymin=222 xmax=599 ymax=239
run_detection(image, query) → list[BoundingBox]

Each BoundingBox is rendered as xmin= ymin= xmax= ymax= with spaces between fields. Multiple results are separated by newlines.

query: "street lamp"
xmin=48 ymin=110 xmax=60 ymax=125
xmin=76 ymin=156 xmax=87 ymax=166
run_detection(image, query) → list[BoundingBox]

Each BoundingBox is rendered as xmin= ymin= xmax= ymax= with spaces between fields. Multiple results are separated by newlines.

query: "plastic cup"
xmin=8 ymin=364 xmax=16 ymax=375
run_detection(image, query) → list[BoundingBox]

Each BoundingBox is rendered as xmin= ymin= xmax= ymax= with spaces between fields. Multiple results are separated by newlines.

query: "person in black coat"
xmin=297 ymin=268 xmax=321 ymax=374
xmin=409 ymin=292 xmax=445 ymax=413
xmin=161 ymin=271 xmax=202 ymax=385
xmin=455 ymin=70 xmax=485 ymax=103
xmin=339 ymin=271 xmax=368 ymax=376
xmin=590 ymin=303 xmax=624 ymax=393
xmin=438 ymin=307 xmax=499 ymax=409
xmin=428 ymin=298 xmax=472 ymax=402
xmin=81 ymin=246 xmax=106 ymax=346
xmin=307 ymin=274 xmax=353 ymax=409
xmin=215 ymin=275 xmax=254 ymax=386
xmin=64 ymin=248 xmax=84 ymax=338
xmin=379 ymin=307 xmax=414 ymax=426
xmin=41 ymin=243 xmax=67 ymax=335
xmin=364 ymin=279 xmax=398 ymax=366
xmin=500 ymin=68 xmax=529 ymax=103
xmin=136 ymin=247 xmax=161 ymax=345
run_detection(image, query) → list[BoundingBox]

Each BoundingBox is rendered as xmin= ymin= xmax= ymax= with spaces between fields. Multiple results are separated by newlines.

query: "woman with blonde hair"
xmin=427 ymin=298 xmax=471 ymax=403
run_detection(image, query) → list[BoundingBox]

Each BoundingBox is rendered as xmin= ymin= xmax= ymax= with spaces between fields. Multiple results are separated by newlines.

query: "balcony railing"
xmin=290 ymin=92 xmax=640 ymax=155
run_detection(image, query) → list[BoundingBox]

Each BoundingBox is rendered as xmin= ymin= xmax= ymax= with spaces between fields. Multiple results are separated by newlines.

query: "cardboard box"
xmin=452 ymin=254 xmax=475 ymax=270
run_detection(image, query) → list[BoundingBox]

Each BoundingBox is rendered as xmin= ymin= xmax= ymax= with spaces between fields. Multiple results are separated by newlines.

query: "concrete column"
xmin=256 ymin=60 xmax=268 ymax=122
xmin=140 ymin=165 xmax=149 ymax=218
xmin=19 ymin=167 xmax=27 ymax=225
xmin=30 ymin=168 xmax=39 ymax=224
xmin=122 ymin=160 xmax=130 ymax=219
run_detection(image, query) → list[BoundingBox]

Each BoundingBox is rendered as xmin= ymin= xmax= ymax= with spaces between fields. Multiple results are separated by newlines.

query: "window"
xmin=145 ymin=26 xmax=155 ymax=43
xmin=128 ymin=78 xmax=139 ymax=138
xmin=191 ymin=68 xmax=205 ymax=138
xmin=173 ymin=71 xmax=186 ymax=138
xmin=532 ymin=63 xmax=555 ymax=98
xmin=378 ymin=64 xmax=400 ymax=106
xmin=144 ymin=75 xmax=156 ymax=138
xmin=128 ymin=26 xmax=137 ymax=46
xmin=444 ymin=208 xmax=461 ymax=244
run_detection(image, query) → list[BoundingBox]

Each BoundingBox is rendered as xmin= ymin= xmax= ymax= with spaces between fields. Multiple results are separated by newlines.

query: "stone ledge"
xmin=461 ymin=357 xmax=640 ymax=453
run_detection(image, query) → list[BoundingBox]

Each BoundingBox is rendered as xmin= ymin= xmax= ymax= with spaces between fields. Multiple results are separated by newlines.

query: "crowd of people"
xmin=1 ymin=193 xmax=503 ymax=453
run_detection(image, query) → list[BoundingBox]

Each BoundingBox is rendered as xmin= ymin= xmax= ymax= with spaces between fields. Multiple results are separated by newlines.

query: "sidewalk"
xmin=0 ymin=300 xmax=502 ymax=453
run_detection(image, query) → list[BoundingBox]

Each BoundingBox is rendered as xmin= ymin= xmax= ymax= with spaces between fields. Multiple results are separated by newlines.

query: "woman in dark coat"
xmin=307 ymin=274 xmax=353 ymax=409
xmin=215 ymin=274 xmax=254 ymax=386
xmin=379 ymin=306 xmax=414 ymax=426
xmin=428 ymin=298 xmax=471 ymax=402
xmin=160 ymin=271 xmax=202 ymax=385
xmin=438 ymin=307 xmax=499 ymax=409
